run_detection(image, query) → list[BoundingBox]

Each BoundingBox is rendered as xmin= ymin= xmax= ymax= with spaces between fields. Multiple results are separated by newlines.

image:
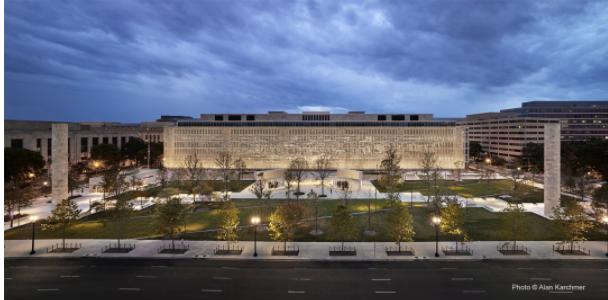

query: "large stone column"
xmin=544 ymin=123 xmax=561 ymax=218
xmin=52 ymin=124 xmax=69 ymax=204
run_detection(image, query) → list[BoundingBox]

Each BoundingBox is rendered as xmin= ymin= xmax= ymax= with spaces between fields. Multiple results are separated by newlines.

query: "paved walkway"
xmin=5 ymin=240 xmax=607 ymax=260
xmin=4 ymin=168 xmax=160 ymax=230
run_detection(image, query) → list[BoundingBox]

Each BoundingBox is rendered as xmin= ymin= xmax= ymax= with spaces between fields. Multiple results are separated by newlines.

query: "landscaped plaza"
xmin=4 ymin=164 xmax=605 ymax=249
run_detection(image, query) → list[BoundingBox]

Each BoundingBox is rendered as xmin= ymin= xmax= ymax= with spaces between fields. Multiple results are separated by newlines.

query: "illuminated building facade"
xmin=163 ymin=111 xmax=466 ymax=170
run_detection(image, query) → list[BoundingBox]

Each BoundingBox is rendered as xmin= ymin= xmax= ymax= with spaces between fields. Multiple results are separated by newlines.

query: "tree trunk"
xmin=297 ymin=181 xmax=301 ymax=196
xmin=570 ymin=240 xmax=574 ymax=253
xmin=321 ymin=179 xmax=325 ymax=196
xmin=62 ymin=225 xmax=67 ymax=249
xmin=9 ymin=205 xmax=14 ymax=228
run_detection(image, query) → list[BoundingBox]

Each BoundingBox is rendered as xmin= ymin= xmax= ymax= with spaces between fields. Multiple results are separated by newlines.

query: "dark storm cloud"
xmin=5 ymin=0 xmax=608 ymax=121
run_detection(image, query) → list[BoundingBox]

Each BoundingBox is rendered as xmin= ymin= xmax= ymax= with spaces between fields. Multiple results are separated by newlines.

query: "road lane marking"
xmin=5 ymin=278 xmax=13 ymax=280
xmin=212 ymin=276 xmax=232 ymax=280
xmin=60 ymin=275 xmax=80 ymax=278
xmin=119 ymin=288 xmax=141 ymax=291
xmin=221 ymin=266 xmax=240 ymax=270
xmin=463 ymin=290 xmax=486 ymax=294
xmin=530 ymin=277 xmax=552 ymax=281
xmin=201 ymin=289 xmax=222 ymax=293
xmin=136 ymin=275 xmax=157 ymax=279
xmin=441 ymin=267 xmax=457 ymax=270
xmin=37 ymin=289 xmax=59 ymax=292
xmin=292 ymin=278 xmax=311 ymax=281
xmin=288 ymin=290 xmax=306 ymax=294
xmin=375 ymin=291 xmax=396 ymax=294
xmin=371 ymin=278 xmax=392 ymax=281
xmin=451 ymin=277 xmax=474 ymax=281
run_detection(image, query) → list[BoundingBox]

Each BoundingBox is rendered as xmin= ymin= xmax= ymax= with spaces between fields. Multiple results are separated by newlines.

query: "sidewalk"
xmin=5 ymin=240 xmax=607 ymax=260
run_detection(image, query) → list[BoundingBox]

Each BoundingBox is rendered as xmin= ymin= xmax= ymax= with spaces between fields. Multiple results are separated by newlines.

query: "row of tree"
xmin=90 ymin=139 xmax=163 ymax=169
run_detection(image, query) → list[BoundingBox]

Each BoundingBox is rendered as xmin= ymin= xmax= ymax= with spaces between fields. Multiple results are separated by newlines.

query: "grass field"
xmin=5 ymin=198 xmax=604 ymax=242
xmin=373 ymin=179 xmax=556 ymax=203
xmin=107 ymin=180 xmax=255 ymax=200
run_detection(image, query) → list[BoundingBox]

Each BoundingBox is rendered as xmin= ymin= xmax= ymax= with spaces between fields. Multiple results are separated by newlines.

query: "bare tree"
xmin=315 ymin=154 xmax=332 ymax=197
xmin=418 ymin=149 xmax=437 ymax=203
xmin=5 ymin=183 xmax=34 ymax=228
xmin=215 ymin=152 xmax=234 ymax=201
xmin=128 ymin=175 xmax=143 ymax=192
xmin=339 ymin=183 xmax=352 ymax=206
xmin=158 ymin=166 xmax=168 ymax=187
xmin=233 ymin=158 xmax=247 ymax=182
xmin=380 ymin=144 xmax=402 ymax=201
xmin=289 ymin=157 xmax=308 ymax=200
xmin=284 ymin=169 xmax=296 ymax=202
xmin=250 ymin=172 xmax=272 ymax=200
xmin=184 ymin=153 xmax=204 ymax=203
xmin=453 ymin=161 xmax=464 ymax=182
xmin=68 ymin=165 xmax=81 ymax=197
xmin=429 ymin=167 xmax=444 ymax=207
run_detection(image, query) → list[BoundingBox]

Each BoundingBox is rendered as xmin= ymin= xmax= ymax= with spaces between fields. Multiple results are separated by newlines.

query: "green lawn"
xmin=373 ymin=179 xmax=564 ymax=204
xmin=5 ymin=198 xmax=604 ymax=242
xmin=107 ymin=180 xmax=255 ymax=201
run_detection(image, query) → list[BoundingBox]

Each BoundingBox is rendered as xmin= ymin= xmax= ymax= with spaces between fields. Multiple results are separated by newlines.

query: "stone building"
xmin=163 ymin=111 xmax=466 ymax=170
xmin=4 ymin=119 xmax=172 ymax=166
xmin=461 ymin=112 xmax=560 ymax=160
xmin=500 ymin=100 xmax=608 ymax=141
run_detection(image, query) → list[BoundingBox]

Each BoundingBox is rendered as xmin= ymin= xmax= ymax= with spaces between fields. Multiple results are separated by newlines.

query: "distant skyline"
xmin=5 ymin=1 xmax=608 ymax=122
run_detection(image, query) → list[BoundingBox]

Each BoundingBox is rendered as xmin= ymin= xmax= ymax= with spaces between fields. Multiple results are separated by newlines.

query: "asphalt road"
xmin=5 ymin=258 xmax=608 ymax=300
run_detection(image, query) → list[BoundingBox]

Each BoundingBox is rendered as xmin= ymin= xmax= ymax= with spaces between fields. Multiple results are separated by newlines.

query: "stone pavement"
xmin=5 ymin=240 xmax=607 ymax=260
xmin=4 ymin=168 xmax=160 ymax=230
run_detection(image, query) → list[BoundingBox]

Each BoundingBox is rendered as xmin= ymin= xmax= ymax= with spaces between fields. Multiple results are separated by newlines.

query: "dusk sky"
xmin=5 ymin=0 xmax=608 ymax=122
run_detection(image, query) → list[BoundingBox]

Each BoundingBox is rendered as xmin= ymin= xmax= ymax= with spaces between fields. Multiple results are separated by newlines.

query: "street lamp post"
xmin=432 ymin=216 xmax=441 ymax=257
xmin=146 ymin=128 xmax=151 ymax=169
xmin=29 ymin=216 xmax=38 ymax=255
xmin=251 ymin=216 xmax=260 ymax=257
xmin=602 ymin=215 xmax=608 ymax=257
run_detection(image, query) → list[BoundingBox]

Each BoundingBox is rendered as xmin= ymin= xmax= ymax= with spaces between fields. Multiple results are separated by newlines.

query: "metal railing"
xmin=442 ymin=244 xmax=473 ymax=256
xmin=385 ymin=245 xmax=415 ymax=256
xmin=213 ymin=243 xmax=243 ymax=255
xmin=47 ymin=243 xmax=82 ymax=253
xmin=496 ymin=242 xmax=530 ymax=255
xmin=329 ymin=245 xmax=357 ymax=256
xmin=158 ymin=242 xmax=189 ymax=253
xmin=102 ymin=242 xmax=136 ymax=253
xmin=271 ymin=245 xmax=299 ymax=256
xmin=553 ymin=243 xmax=591 ymax=256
